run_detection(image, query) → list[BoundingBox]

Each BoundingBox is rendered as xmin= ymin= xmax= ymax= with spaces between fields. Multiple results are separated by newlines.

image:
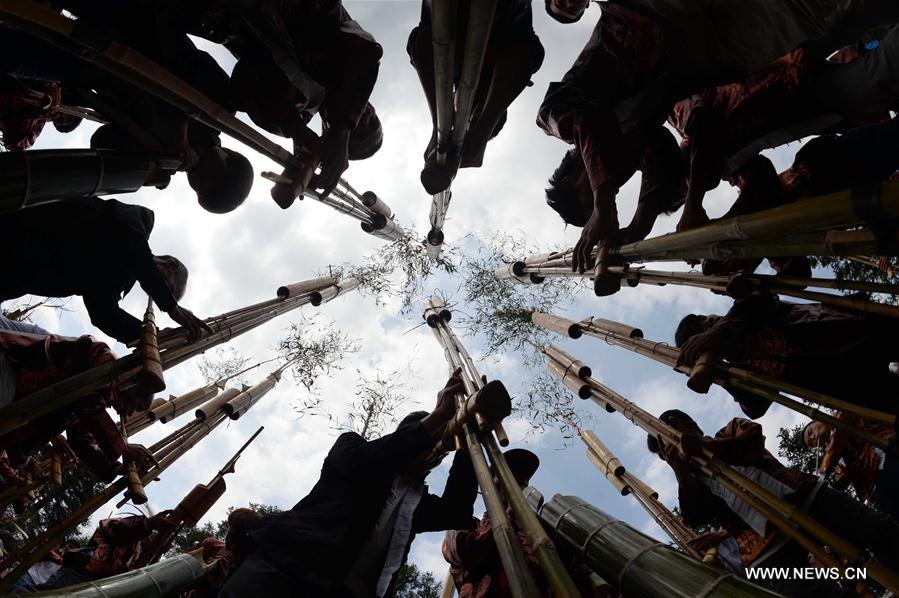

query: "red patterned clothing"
xmin=0 ymin=331 xmax=127 ymax=481
xmin=678 ymin=419 xmax=818 ymax=566
xmin=0 ymin=79 xmax=60 ymax=150
xmin=820 ymin=412 xmax=894 ymax=502
xmin=707 ymin=295 xmax=899 ymax=417
xmin=537 ymin=2 xmax=669 ymax=194
xmin=84 ymin=516 xmax=153 ymax=579
xmin=443 ymin=514 xmax=549 ymax=597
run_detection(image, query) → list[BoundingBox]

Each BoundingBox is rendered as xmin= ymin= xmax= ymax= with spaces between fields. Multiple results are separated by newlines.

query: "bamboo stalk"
xmin=616 ymin=182 xmax=899 ymax=259
xmin=534 ymin=312 xmax=895 ymax=446
xmin=432 ymin=0 xmax=457 ymax=162
xmin=427 ymin=300 xmax=580 ymax=597
xmin=450 ymin=0 xmax=499 ymax=152
xmin=0 ymin=0 xmax=397 ymax=229
xmin=539 ymin=496 xmax=782 ymax=597
xmin=136 ymin=297 xmax=165 ymax=393
xmin=551 ymin=349 xmax=899 ymax=592
xmin=441 ymin=569 xmax=456 ymax=598
xmin=119 ymin=419 xmax=148 ymax=505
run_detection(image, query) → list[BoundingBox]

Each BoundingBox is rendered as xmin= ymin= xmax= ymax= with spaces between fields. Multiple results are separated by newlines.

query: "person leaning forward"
xmin=220 ymin=370 xmax=478 ymax=597
xmin=0 ymin=197 xmax=210 ymax=345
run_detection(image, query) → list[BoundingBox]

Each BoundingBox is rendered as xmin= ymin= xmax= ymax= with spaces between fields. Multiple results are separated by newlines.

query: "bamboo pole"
xmin=539 ymin=495 xmax=782 ymax=597
xmin=0 ymin=276 xmax=352 ymax=438
xmin=0 ymin=0 xmax=400 ymax=229
xmin=547 ymin=348 xmax=899 ymax=593
xmin=449 ymin=0 xmax=498 ymax=152
xmin=441 ymin=569 xmax=456 ymax=598
xmin=426 ymin=299 xmax=581 ymax=598
xmin=136 ymin=297 xmax=165 ymax=393
xmin=432 ymin=0 xmax=457 ymax=163
xmin=119 ymin=420 xmax=148 ymax=505
xmin=533 ymin=311 xmax=894 ymax=447
xmin=614 ymin=182 xmax=899 ymax=260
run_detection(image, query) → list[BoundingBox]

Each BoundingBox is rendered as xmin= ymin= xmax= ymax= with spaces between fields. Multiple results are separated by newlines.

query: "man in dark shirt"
xmin=0 ymin=197 xmax=209 ymax=345
xmin=674 ymin=295 xmax=899 ymax=418
xmin=221 ymin=370 xmax=479 ymax=597
xmin=408 ymin=0 xmax=545 ymax=194
xmin=649 ymin=410 xmax=899 ymax=597
xmin=225 ymin=0 xmax=384 ymax=199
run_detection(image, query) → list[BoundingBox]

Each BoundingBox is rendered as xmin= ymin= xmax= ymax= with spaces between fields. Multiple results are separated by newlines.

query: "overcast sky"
xmin=19 ymin=0 xmax=816 ymax=583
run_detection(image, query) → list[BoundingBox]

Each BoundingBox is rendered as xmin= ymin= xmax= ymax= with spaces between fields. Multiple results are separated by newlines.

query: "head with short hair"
xmin=781 ymin=135 xmax=845 ymax=200
xmin=801 ymin=421 xmax=831 ymax=449
xmin=546 ymin=149 xmax=592 ymax=227
xmin=188 ymin=147 xmax=254 ymax=214
xmin=52 ymin=113 xmax=82 ymax=133
xmin=674 ymin=314 xmax=720 ymax=348
xmin=545 ymin=0 xmax=587 ymax=23
xmin=153 ymin=255 xmax=189 ymax=301
xmin=647 ymin=409 xmax=703 ymax=459
xmin=348 ymin=103 xmax=384 ymax=161
xmin=226 ymin=507 xmax=262 ymax=558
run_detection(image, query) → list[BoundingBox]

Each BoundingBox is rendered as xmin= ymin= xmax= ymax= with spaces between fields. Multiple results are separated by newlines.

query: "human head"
xmin=153 ymin=255 xmax=188 ymax=301
xmin=348 ymin=103 xmax=384 ymax=160
xmin=801 ymin=421 xmax=831 ymax=449
xmin=781 ymin=135 xmax=844 ymax=200
xmin=187 ymin=146 xmax=254 ymax=214
xmin=51 ymin=113 xmax=82 ymax=133
xmin=398 ymin=411 xmax=446 ymax=479
xmin=647 ymin=409 xmax=703 ymax=459
xmin=545 ymin=0 xmax=588 ymax=23
xmin=674 ymin=314 xmax=721 ymax=348
xmin=546 ymin=149 xmax=592 ymax=227
xmin=225 ymin=507 xmax=262 ymax=553
xmin=501 ymin=449 xmax=540 ymax=489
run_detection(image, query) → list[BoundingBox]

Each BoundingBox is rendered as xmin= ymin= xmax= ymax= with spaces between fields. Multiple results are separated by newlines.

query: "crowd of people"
xmin=0 ymin=0 xmax=898 ymax=596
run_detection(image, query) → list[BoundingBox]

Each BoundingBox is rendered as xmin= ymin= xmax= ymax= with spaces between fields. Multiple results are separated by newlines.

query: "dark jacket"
xmin=241 ymin=422 xmax=477 ymax=594
xmin=0 ymin=197 xmax=176 ymax=344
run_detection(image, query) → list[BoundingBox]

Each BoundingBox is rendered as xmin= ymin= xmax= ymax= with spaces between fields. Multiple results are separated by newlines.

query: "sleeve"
xmin=709 ymin=418 xmax=766 ymax=464
xmin=442 ymin=517 xmax=495 ymax=569
xmin=83 ymin=291 xmax=143 ymax=344
xmin=66 ymin=398 xmax=127 ymax=482
xmin=677 ymin=476 xmax=723 ymax=528
xmin=108 ymin=201 xmax=177 ymax=312
xmin=321 ymin=14 xmax=382 ymax=130
xmin=412 ymin=450 xmax=478 ymax=533
xmin=330 ymin=424 xmax=434 ymax=477
xmin=99 ymin=515 xmax=152 ymax=546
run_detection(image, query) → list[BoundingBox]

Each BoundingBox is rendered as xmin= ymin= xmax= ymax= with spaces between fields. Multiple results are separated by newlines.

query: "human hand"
xmin=310 ymin=126 xmax=351 ymax=199
xmin=572 ymin=212 xmax=607 ymax=274
xmin=123 ymin=444 xmax=158 ymax=474
xmin=676 ymin=332 xmax=722 ymax=369
xmin=166 ymin=304 xmax=212 ymax=343
xmin=688 ymin=530 xmax=729 ymax=553
xmin=435 ymin=368 xmax=465 ymax=420
xmin=149 ymin=510 xmax=178 ymax=532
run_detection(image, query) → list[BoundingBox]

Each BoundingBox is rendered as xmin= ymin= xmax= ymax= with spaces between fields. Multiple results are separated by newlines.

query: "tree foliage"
xmin=456 ymin=232 xmax=583 ymax=364
xmin=323 ymin=228 xmax=459 ymax=311
xmin=521 ymin=373 xmax=592 ymax=441
xmin=393 ymin=563 xmax=443 ymax=598
xmin=12 ymin=464 xmax=106 ymax=541
xmin=197 ymin=347 xmax=252 ymax=385
xmin=277 ymin=315 xmax=360 ymax=393
xmin=345 ymin=368 xmax=414 ymax=440
xmin=776 ymin=425 xmax=841 ymax=490
xmin=808 ymin=256 xmax=897 ymax=305
xmin=1 ymin=297 xmax=69 ymax=323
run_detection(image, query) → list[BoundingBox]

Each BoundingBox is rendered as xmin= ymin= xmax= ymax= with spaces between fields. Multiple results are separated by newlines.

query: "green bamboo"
xmin=539 ymin=495 xmax=782 ymax=597
xmin=27 ymin=553 xmax=206 ymax=597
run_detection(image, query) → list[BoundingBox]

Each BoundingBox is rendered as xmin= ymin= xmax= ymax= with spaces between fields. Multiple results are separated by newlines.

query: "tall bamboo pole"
xmin=426 ymin=299 xmax=581 ymax=598
xmin=136 ymin=297 xmax=165 ymax=393
xmin=431 ymin=0 xmax=457 ymax=165
xmin=544 ymin=347 xmax=899 ymax=593
xmin=532 ymin=311 xmax=894 ymax=448
xmin=576 ymin=427 xmax=702 ymax=559
xmin=0 ymin=0 xmax=403 ymax=234
xmin=0 ymin=276 xmax=355 ymax=438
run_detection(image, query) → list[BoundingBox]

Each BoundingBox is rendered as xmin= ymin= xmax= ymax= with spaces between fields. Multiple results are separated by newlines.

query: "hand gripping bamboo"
xmin=534 ymin=311 xmax=895 ymax=448
xmin=547 ymin=346 xmax=899 ymax=593
xmin=0 ymin=276 xmax=354 ymax=439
